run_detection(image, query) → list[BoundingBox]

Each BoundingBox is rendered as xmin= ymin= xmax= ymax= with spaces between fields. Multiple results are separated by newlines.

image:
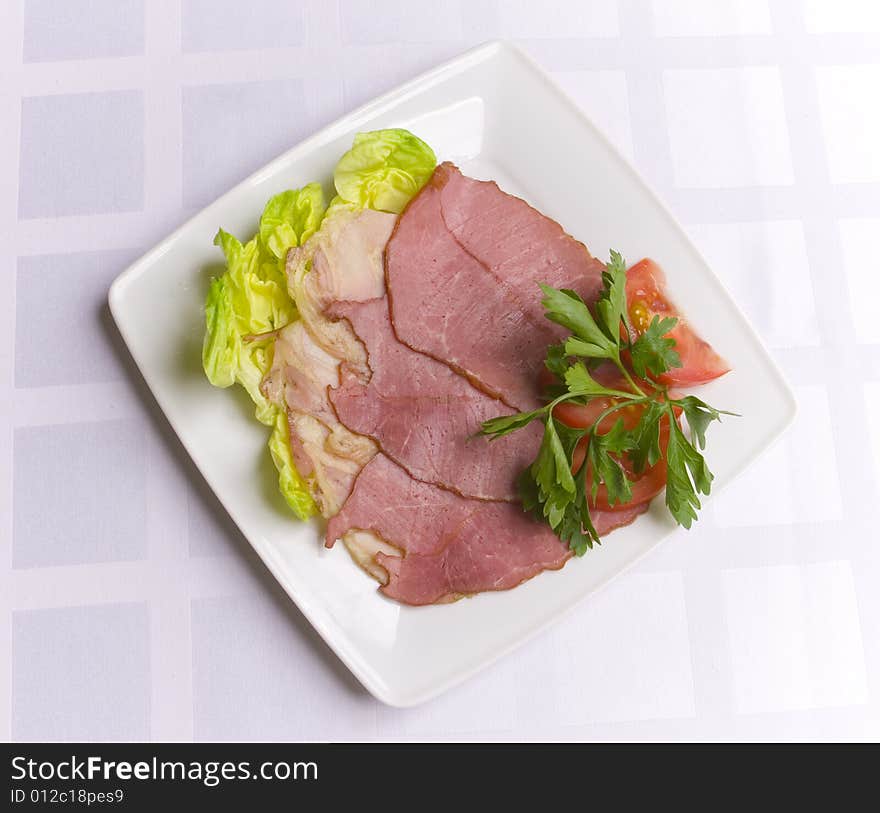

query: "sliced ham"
xmin=326 ymin=454 xmax=647 ymax=605
xmin=263 ymin=181 xmax=657 ymax=605
xmin=339 ymin=529 xmax=402 ymax=585
xmin=386 ymin=162 xmax=607 ymax=409
xmin=286 ymin=413 xmax=371 ymax=516
xmin=263 ymin=320 xmax=340 ymax=427
xmin=261 ymin=208 xmax=395 ymax=517
xmin=328 ymin=296 xmax=542 ymax=501
xmin=279 ymin=205 xmax=541 ymax=504
xmin=288 ymin=207 xmax=396 ymax=378
xmin=263 ymin=320 xmax=376 ymax=516
xmin=379 ymin=503 xmax=647 ymax=605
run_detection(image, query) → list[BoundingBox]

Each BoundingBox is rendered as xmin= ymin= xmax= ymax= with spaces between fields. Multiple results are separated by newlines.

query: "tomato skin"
xmin=550 ymin=363 xmax=639 ymax=430
xmin=554 ymin=397 xmax=643 ymax=432
xmin=625 ymin=259 xmax=729 ymax=386
xmin=558 ymin=375 xmax=682 ymax=512
xmin=570 ymin=412 xmax=673 ymax=511
xmin=551 ymin=365 xmax=670 ymax=432
xmin=536 ymin=255 xmax=723 ymax=512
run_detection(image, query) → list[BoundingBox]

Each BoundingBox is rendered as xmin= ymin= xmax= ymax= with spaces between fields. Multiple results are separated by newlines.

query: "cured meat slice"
xmin=288 ymin=206 xmax=397 ymax=378
xmin=327 ymin=454 xmax=647 ymax=605
xmin=328 ymin=296 xmax=542 ymax=501
xmin=285 ymin=413 xmax=371 ymax=516
xmin=386 ymin=162 xmax=607 ymax=409
xmin=262 ymin=320 xmax=339 ymax=427
xmin=262 ymin=188 xmax=659 ymax=604
xmin=261 ymin=208 xmax=395 ymax=516
xmin=380 ymin=502 xmax=648 ymax=606
xmin=263 ymin=321 xmax=376 ymax=516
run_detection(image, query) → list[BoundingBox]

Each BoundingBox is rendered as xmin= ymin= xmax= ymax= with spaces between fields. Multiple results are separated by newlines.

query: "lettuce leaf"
xmin=333 ymin=129 xmax=436 ymax=214
xmin=258 ymin=182 xmax=325 ymax=261
xmin=203 ymin=184 xmax=327 ymax=518
xmin=268 ymin=411 xmax=317 ymax=519
xmin=235 ymin=336 xmax=277 ymax=426
xmin=203 ymin=129 xmax=435 ymax=521
xmin=323 ymin=193 xmax=357 ymax=220
xmin=213 ymin=228 xmax=294 ymax=337
xmin=203 ymin=185 xmax=328 ymax=403
xmin=202 ymin=275 xmax=239 ymax=389
xmin=205 ymin=229 xmax=291 ymax=427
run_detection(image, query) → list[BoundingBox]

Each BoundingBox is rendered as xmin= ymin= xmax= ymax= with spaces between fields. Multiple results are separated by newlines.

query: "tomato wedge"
xmin=536 ymin=256 xmax=726 ymax=513
xmin=565 ymin=399 xmax=676 ymax=511
xmin=625 ymin=258 xmax=729 ymax=386
xmin=570 ymin=417 xmax=671 ymax=511
xmin=549 ymin=367 xmax=676 ymax=512
xmin=551 ymin=363 xmax=646 ymax=433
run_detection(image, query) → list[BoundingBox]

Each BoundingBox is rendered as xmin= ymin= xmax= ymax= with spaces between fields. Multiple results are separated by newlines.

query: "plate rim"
xmin=108 ymin=39 xmax=798 ymax=707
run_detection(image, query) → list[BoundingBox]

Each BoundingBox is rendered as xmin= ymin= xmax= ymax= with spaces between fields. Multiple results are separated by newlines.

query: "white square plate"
xmin=109 ymin=41 xmax=796 ymax=707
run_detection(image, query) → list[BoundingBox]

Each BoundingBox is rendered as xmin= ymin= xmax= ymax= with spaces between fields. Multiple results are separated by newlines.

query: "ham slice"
xmin=288 ymin=207 xmax=395 ymax=377
xmin=386 ymin=162 xmax=607 ymax=410
xmin=327 ymin=454 xmax=647 ymax=605
xmin=262 ymin=321 xmax=376 ymax=516
xmin=263 ymin=320 xmax=340 ymax=428
xmin=261 ymin=208 xmax=396 ymax=516
xmin=328 ymin=296 xmax=541 ymax=501
xmin=263 ymin=181 xmax=656 ymax=605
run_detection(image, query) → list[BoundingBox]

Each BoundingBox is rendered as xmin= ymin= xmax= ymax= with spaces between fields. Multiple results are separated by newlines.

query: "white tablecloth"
xmin=2 ymin=0 xmax=878 ymax=742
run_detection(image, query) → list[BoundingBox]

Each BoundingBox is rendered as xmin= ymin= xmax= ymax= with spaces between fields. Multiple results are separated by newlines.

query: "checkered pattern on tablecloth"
xmin=1 ymin=0 xmax=878 ymax=742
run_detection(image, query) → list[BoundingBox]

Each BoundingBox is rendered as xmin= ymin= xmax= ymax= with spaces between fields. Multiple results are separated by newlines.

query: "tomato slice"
xmin=551 ymin=364 xmax=638 ymax=431
xmin=554 ymin=394 xmax=645 ymax=432
xmin=625 ymin=258 xmax=729 ymax=386
xmin=536 ymin=255 xmax=725 ymax=512
xmin=555 ymin=369 xmax=680 ymax=513
xmin=552 ymin=363 xmax=665 ymax=430
xmin=568 ymin=407 xmax=673 ymax=511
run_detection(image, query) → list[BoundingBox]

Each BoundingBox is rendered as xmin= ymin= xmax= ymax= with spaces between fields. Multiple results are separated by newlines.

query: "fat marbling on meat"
xmin=327 ymin=453 xmax=647 ymax=606
xmin=385 ymin=162 xmax=607 ymax=410
xmin=327 ymin=296 xmax=542 ymax=502
xmin=266 ymin=176 xmax=650 ymax=604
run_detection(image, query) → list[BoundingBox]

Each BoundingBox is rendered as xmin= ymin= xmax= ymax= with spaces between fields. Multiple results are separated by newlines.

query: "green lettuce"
xmin=205 ymin=229 xmax=287 ymax=426
xmin=203 ymin=129 xmax=435 ymax=521
xmin=202 ymin=184 xmax=327 ymax=518
xmin=202 ymin=275 xmax=238 ymax=389
xmin=234 ymin=335 xmax=277 ymax=426
xmin=333 ymin=129 xmax=436 ymax=214
xmin=323 ymin=194 xmax=357 ymax=220
xmin=258 ymin=182 xmax=325 ymax=260
xmin=268 ymin=412 xmax=316 ymax=518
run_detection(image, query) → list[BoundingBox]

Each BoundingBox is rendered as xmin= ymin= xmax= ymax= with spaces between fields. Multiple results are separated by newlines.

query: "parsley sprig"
xmin=482 ymin=251 xmax=734 ymax=555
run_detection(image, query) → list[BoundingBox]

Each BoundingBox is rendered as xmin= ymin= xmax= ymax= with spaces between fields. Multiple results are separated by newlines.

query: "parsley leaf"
xmin=587 ymin=418 xmax=633 ymax=506
xmin=481 ymin=407 xmax=548 ymax=439
xmin=674 ymin=395 xmax=734 ymax=449
xmin=557 ymin=461 xmax=600 ymax=555
xmin=563 ymin=362 xmax=615 ymax=397
xmin=518 ymin=467 xmax=541 ymax=514
xmin=664 ymin=408 xmax=714 ymax=528
xmin=540 ymin=284 xmax=617 ymax=360
xmin=544 ymin=342 xmax=569 ymax=380
xmin=626 ymin=399 xmax=667 ymax=473
xmin=564 ymin=335 xmax=610 ymax=359
xmin=595 ymin=249 xmax=630 ymax=342
xmin=629 ymin=315 xmax=682 ymax=379
xmin=532 ymin=418 xmax=579 ymax=530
